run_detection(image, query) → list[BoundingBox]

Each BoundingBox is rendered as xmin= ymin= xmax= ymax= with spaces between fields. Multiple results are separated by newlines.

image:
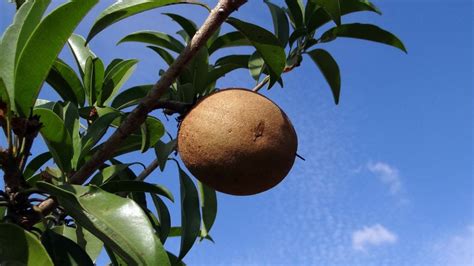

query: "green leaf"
xmin=83 ymin=57 xmax=105 ymax=106
xmin=41 ymin=230 xmax=94 ymax=266
xmin=0 ymin=223 xmax=54 ymax=265
xmin=0 ymin=0 xmax=51 ymax=113
xmin=177 ymin=168 xmax=201 ymax=260
xmin=316 ymin=0 xmax=341 ymax=25
xmin=86 ymin=0 xmax=209 ymax=42
xmin=91 ymin=134 xmax=143 ymax=158
xmin=68 ymin=34 xmax=97 ymax=77
xmin=141 ymin=116 xmax=166 ymax=153
xmin=80 ymin=111 xmax=122 ymax=161
xmin=198 ymin=182 xmax=217 ymax=237
xmin=264 ymin=0 xmax=290 ymax=47
xmin=307 ymin=49 xmax=341 ymax=104
xmin=208 ymin=31 xmax=251 ymax=55
xmin=320 ymin=23 xmax=407 ymax=53
xmin=101 ymin=180 xmax=174 ymax=202
xmin=163 ymin=13 xmax=197 ymax=39
xmin=37 ymin=182 xmax=170 ymax=266
xmin=187 ymin=47 xmax=209 ymax=95
xmin=118 ymin=31 xmax=185 ymax=53
xmin=248 ymin=51 xmax=265 ymax=81
xmin=24 ymin=152 xmax=52 ymax=181
xmin=306 ymin=0 xmax=381 ymax=32
xmin=63 ymin=102 xmax=82 ymax=170
xmin=100 ymin=59 xmax=139 ymax=106
xmin=33 ymin=108 xmax=74 ymax=172
xmin=52 ymin=225 xmax=103 ymax=263
xmin=215 ymin=54 xmax=251 ymax=67
xmin=151 ymin=193 xmax=171 ymax=244
xmin=148 ymin=46 xmax=176 ymax=66
xmin=226 ymin=17 xmax=286 ymax=88
xmin=46 ymin=59 xmax=86 ymax=107
xmin=89 ymin=164 xmax=132 ymax=186
xmin=111 ymin=84 xmax=153 ymax=110
xmin=154 ymin=139 xmax=177 ymax=171
xmin=14 ymin=0 xmax=98 ymax=116
xmin=104 ymin=245 xmax=128 ymax=266
xmin=285 ymin=0 xmax=304 ymax=29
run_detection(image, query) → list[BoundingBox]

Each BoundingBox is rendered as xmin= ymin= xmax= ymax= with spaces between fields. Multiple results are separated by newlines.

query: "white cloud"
xmin=352 ymin=224 xmax=398 ymax=251
xmin=428 ymin=225 xmax=474 ymax=265
xmin=367 ymin=161 xmax=402 ymax=195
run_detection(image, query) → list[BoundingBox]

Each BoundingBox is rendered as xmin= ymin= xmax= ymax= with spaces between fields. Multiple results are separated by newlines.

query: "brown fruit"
xmin=177 ymin=88 xmax=298 ymax=196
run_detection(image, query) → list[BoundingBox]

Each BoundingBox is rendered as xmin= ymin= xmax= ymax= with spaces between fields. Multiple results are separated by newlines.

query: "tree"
xmin=0 ymin=0 xmax=405 ymax=265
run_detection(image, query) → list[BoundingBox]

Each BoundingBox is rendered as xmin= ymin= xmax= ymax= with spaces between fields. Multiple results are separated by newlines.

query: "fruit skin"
xmin=177 ymin=88 xmax=298 ymax=196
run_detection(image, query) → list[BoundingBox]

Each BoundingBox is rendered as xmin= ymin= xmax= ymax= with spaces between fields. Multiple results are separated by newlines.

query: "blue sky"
xmin=1 ymin=0 xmax=473 ymax=265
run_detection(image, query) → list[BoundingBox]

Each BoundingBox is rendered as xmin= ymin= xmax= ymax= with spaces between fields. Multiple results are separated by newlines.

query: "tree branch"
xmin=36 ymin=0 xmax=248 ymax=217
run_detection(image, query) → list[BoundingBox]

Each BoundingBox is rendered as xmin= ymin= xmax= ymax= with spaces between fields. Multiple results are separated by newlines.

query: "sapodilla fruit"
xmin=177 ymin=88 xmax=298 ymax=196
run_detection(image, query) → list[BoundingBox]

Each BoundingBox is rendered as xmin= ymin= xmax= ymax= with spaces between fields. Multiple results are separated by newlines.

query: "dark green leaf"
xmin=163 ymin=13 xmax=197 ymax=39
xmin=118 ymin=31 xmax=185 ymax=53
xmin=89 ymin=164 xmax=131 ymax=185
xmin=80 ymin=111 xmax=122 ymax=160
xmin=52 ymin=225 xmax=103 ymax=263
xmin=248 ymin=51 xmax=265 ymax=81
xmin=198 ymin=182 xmax=217 ymax=237
xmin=148 ymin=46 xmax=175 ymax=66
xmin=285 ymin=0 xmax=304 ymax=29
xmin=37 ymin=182 xmax=170 ymax=266
xmin=111 ymin=84 xmax=153 ymax=110
xmin=264 ymin=0 xmax=290 ymax=47
xmin=141 ymin=116 xmax=166 ymax=152
xmin=46 ymin=59 xmax=86 ymax=107
xmin=0 ymin=0 xmax=50 ymax=112
xmin=24 ymin=152 xmax=52 ymax=181
xmin=41 ymin=230 xmax=94 ymax=266
xmin=101 ymin=180 xmax=174 ymax=202
xmin=215 ymin=54 xmax=251 ymax=67
xmin=306 ymin=0 xmax=381 ymax=32
xmin=178 ymin=168 xmax=201 ymax=260
xmin=320 ymin=23 xmax=407 ymax=53
xmin=104 ymin=245 xmax=128 ymax=266
xmin=151 ymin=193 xmax=171 ymax=243
xmin=14 ymin=0 xmax=98 ymax=116
xmin=226 ymin=17 xmax=286 ymax=88
xmin=83 ymin=57 xmax=105 ymax=106
xmin=0 ymin=223 xmax=53 ymax=265
xmin=167 ymin=251 xmax=187 ymax=266
xmin=307 ymin=49 xmax=341 ymax=104
xmin=33 ymin=108 xmax=73 ymax=172
xmin=288 ymin=27 xmax=307 ymax=48
xmin=208 ymin=31 xmax=251 ymax=55
xmin=187 ymin=47 xmax=209 ymax=94
xmin=316 ymin=0 xmax=341 ymax=25
xmin=100 ymin=59 xmax=138 ymax=105
xmin=86 ymin=0 xmax=209 ymax=42
xmin=154 ymin=139 xmax=177 ymax=171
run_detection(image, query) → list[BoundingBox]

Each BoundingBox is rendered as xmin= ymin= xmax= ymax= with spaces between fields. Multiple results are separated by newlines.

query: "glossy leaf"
xmin=198 ymin=182 xmax=217 ymax=237
xmin=52 ymin=225 xmax=103 ymax=263
xmin=37 ymin=182 xmax=170 ymax=266
xmin=101 ymin=180 xmax=174 ymax=202
xmin=306 ymin=0 xmax=381 ymax=32
xmin=316 ymin=0 xmax=341 ymax=25
xmin=164 ymin=13 xmax=197 ymax=39
xmin=0 ymin=223 xmax=54 ymax=265
xmin=307 ymin=49 xmax=341 ymax=104
xmin=178 ymin=168 xmax=201 ymax=260
xmin=33 ymin=108 xmax=74 ymax=172
xmin=89 ymin=164 xmax=131 ymax=185
xmin=154 ymin=139 xmax=177 ymax=171
xmin=285 ymin=0 xmax=304 ymax=29
xmin=111 ymin=84 xmax=153 ymax=110
xmin=46 ymin=59 xmax=86 ymax=107
xmin=100 ymin=59 xmax=139 ymax=105
xmin=68 ymin=34 xmax=97 ymax=76
xmin=264 ymin=0 xmax=290 ymax=47
xmin=226 ymin=17 xmax=286 ymax=88
xmin=86 ymin=0 xmax=209 ymax=42
xmin=208 ymin=31 xmax=251 ymax=55
xmin=24 ymin=152 xmax=52 ymax=181
xmin=249 ymin=51 xmax=265 ymax=81
xmin=83 ymin=57 xmax=105 ymax=106
xmin=14 ymin=0 xmax=98 ymax=116
xmin=0 ymin=0 xmax=50 ymax=112
xmin=118 ymin=31 xmax=185 ymax=53
xmin=41 ymin=230 xmax=94 ymax=266
xmin=151 ymin=193 xmax=172 ymax=243
xmin=320 ymin=23 xmax=407 ymax=53
xmin=141 ymin=116 xmax=166 ymax=152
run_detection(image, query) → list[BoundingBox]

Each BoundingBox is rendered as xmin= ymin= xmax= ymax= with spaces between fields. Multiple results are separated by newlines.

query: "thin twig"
xmin=36 ymin=0 xmax=249 ymax=218
xmin=135 ymin=159 xmax=159 ymax=182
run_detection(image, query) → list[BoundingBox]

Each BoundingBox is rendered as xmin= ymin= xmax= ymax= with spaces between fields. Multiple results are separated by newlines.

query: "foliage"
xmin=0 ymin=0 xmax=404 ymax=264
